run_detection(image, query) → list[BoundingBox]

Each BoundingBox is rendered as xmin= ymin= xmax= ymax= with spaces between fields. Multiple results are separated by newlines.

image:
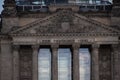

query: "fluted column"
xmin=72 ymin=43 xmax=80 ymax=80
xmin=112 ymin=44 xmax=120 ymax=80
xmin=32 ymin=45 xmax=39 ymax=80
xmin=51 ymin=44 xmax=59 ymax=80
xmin=13 ymin=45 xmax=20 ymax=80
xmin=92 ymin=44 xmax=100 ymax=80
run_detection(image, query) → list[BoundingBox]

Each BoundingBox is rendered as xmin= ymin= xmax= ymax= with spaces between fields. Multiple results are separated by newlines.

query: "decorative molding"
xmin=10 ymin=33 xmax=120 ymax=37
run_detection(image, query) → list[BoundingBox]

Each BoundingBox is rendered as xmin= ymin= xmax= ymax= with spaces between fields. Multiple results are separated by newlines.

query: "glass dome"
xmin=15 ymin=0 xmax=112 ymax=5
xmin=15 ymin=0 xmax=112 ymax=12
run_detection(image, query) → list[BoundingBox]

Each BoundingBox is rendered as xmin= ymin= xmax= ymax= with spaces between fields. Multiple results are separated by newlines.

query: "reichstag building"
xmin=0 ymin=0 xmax=120 ymax=80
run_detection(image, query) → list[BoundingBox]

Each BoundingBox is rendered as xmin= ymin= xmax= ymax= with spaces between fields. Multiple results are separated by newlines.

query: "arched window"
xmin=38 ymin=48 xmax=51 ymax=80
xmin=58 ymin=48 xmax=71 ymax=80
xmin=79 ymin=48 xmax=91 ymax=80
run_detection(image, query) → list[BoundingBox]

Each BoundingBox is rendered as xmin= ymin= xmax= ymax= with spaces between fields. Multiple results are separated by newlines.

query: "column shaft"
xmin=32 ymin=45 xmax=39 ymax=80
xmin=51 ymin=44 xmax=59 ymax=80
xmin=72 ymin=44 xmax=80 ymax=80
xmin=92 ymin=44 xmax=100 ymax=80
xmin=13 ymin=45 xmax=20 ymax=80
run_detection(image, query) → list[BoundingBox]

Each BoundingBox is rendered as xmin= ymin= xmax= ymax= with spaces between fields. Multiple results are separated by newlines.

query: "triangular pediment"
xmin=10 ymin=10 xmax=120 ymax=35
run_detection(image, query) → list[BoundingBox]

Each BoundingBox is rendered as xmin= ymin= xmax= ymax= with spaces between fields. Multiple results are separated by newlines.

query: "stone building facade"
xmin=0 ymin=0 xmax=120 ymax=80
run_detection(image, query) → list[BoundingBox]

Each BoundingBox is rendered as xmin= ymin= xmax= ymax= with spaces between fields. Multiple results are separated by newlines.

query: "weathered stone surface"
xmin=0 ymin=40 xmax=12 ymax=80
xmin=1 ymin=18 xmax=18 ymax=33
xmin=19 ymin=46 xmax=32 ymax=80
xmin=99 ymin=45 xmax=112 ymax=80
xmin=10 ymin=10 xmax=120 ymax=34
xmin=0 ymin=1 xmax=120 ymax=80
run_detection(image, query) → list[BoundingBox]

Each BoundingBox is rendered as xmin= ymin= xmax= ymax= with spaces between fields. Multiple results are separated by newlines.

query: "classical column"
xmin=112 ymin=44 xmax=120 ymax=80
xmin=13 ymin=45 xmax=20 ymax=80
xmin=72 ymin=43 xmax=80 ymax=80
xmin=51 ymin=44 xmax=59 ymax=80
xmin=91 ymin=44 xmax=100 ymax=80
xmin=32 ymin=45 xmax=39 ymax=80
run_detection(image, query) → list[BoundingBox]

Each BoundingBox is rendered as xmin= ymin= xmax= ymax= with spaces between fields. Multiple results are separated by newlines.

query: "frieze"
xmin=12 ymin=36 xmax=119 ymax=46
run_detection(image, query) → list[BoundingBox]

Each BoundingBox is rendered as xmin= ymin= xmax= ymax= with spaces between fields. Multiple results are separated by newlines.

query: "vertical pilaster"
xmin=13 ymin=45 xmax=20 ymax=80
xmin=92 ymin=44 xmax=100 ymax=80
xmin=32 ymin=45 xmax=39 ymax=80
xmin=51 ymin=44 xmax=59 ymax=80
xmin=112 ymin=44 xmax=120 ymax=80
xmin=72 ymin=43 xmax=80 ymax=80
xmin=1 ymin=40 xmax=12 ymax=80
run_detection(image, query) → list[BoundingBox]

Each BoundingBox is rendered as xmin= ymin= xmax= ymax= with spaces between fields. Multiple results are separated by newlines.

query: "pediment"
xmin=10 ymin=10 xmax=120 ymax=35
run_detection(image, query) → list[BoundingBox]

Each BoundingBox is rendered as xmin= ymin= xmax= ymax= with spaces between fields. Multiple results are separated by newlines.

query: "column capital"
xmin=51 ymin=44 xmax=59 ymax=49
xmin=112 ymin=44 xmax=119 ymax=49
xmin=111 ymin=44 xmax=120 ymax=54
xmin=92 ymin=44 xmax=100 ymax=49
xmin=72 ymin=43 xmax=80 ymax=50
xmin=13 ymin=45 xmax=20 ymax=51
xmin=32 ymin=45 xmax=39 ymax=50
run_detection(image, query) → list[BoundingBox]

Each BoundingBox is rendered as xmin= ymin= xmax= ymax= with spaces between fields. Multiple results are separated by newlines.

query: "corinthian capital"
xmin=72 ymin=43 xmax=80 ymax=50
xmin=92 ymin=44 xmax=100 ymax=49
xmin=13 ymin=45 xmax=20 ymax=51
xmin=32 ymin=45 xmax=39 ymax=50
xmin=51 ymin=44 xmax=59 ymax=50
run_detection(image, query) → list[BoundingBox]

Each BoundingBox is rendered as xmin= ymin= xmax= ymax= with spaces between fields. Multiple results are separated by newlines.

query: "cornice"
xmin=74 ymin=13 xmax=120 ymax=33
xmin=0 ymin=34 xmax=12 ymax=40
xmin=10 ymin=33 xmax=120 ymax=37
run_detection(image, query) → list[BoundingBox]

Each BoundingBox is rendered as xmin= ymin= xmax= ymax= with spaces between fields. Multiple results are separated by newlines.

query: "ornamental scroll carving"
xmin=99 ymin=46 xmax=111 ymax=80
xmin=19 ymin=46 xmax=32 ymax=80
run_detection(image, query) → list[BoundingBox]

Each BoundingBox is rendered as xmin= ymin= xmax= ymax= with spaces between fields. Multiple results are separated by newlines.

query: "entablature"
xmin=11 ymin=34 xmax=119 ymax=45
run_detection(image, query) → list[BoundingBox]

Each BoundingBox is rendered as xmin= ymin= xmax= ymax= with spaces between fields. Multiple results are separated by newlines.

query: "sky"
xmin=0 ymin=0 xmax=4 ymax=14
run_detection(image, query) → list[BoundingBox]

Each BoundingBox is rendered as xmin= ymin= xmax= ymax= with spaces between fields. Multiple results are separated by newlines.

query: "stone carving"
xmin=99 ymin=46 xmax=111 ymax=80
xmin=16 ymin=11 xmax=117 ymax=34
xmin=10 ymin=10 xmax=120 ymax=34
xmin=2 ymin=0 xmax=16 ymax=17
xmin=19 ymin=46 xmax=32 ymax=80
xmin=4 ymin=0 xmax=15 ymax=4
